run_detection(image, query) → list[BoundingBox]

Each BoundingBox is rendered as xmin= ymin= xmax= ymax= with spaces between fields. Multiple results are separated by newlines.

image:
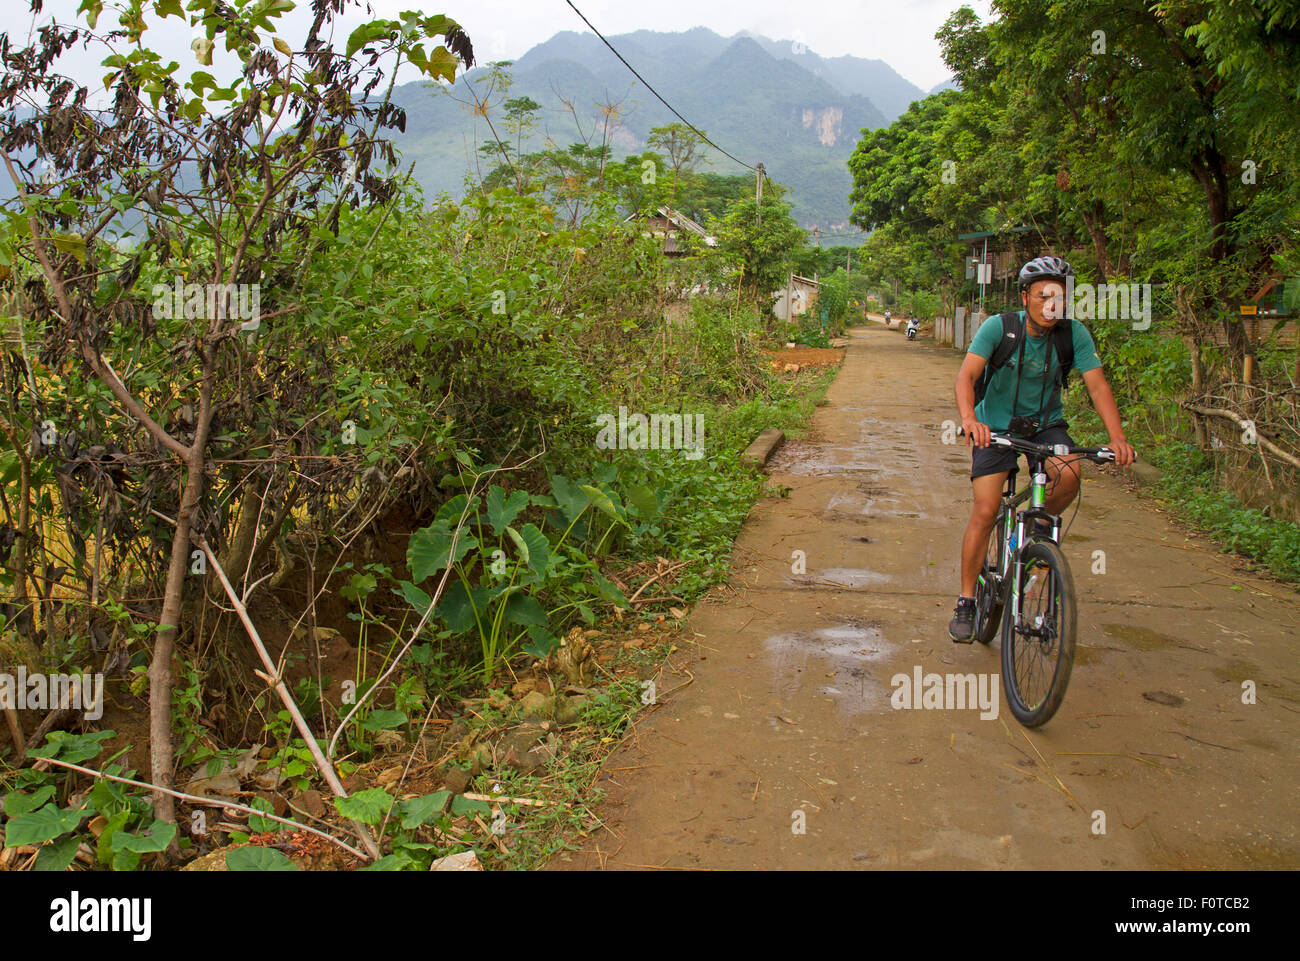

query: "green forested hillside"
xmin=388 ymin=28 xmax=908 ymax=233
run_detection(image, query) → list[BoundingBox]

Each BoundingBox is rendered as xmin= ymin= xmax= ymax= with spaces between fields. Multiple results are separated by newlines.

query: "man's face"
xmin=1021 ymin=279 xmax=1066 ymax=328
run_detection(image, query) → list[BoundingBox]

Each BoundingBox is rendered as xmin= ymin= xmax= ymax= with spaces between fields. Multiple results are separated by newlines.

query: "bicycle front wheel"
xmin=1001 ymin=540 xmax=1076 ymax=727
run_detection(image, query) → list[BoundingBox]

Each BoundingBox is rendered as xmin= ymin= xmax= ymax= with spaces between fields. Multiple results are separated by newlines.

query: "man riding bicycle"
xmin=948 ymin=256 xmax=1136 ymax=642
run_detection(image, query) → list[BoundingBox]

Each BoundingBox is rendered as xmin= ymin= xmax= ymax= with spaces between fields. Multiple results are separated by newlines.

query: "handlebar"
xmin=957 ymin=428 xmax=1135 ymax=464
xmin=986 ymin=432 xmax=1132 ymax=464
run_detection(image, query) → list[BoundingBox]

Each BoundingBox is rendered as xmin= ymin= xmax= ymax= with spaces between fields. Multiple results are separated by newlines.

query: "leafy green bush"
xmin=402 ymin=477 xmax=633 ymax=682
xmin=1152 ymin=444 xmax=1300 ymax=582
xmin=2 ymin=731 xmax=172 ymax=871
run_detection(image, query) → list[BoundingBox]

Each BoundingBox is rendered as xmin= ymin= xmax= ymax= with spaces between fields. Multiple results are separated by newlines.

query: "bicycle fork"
xmin=1009 ymin=471 xmax=1053 ymax=633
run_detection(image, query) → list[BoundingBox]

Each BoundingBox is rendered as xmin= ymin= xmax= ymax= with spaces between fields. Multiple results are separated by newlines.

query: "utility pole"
xmin=813 ymin=226 xmax=820 ymax=248
xmin=755 ymin=162 xmax=764 ymax=227
xmin=979 ymin=235 xmax=988 ymax=317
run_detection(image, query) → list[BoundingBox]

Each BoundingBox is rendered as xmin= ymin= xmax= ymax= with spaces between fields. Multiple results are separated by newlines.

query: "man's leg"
xmin=951 ymin=470 xmax=1009 ymax=641
xmin=961 ymin=471 xmax=1009 ymax=596
xmin=1044 ymin=454 xmax=1086 ymax=514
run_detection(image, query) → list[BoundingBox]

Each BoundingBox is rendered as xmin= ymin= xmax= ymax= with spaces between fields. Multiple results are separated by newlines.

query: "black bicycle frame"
xmin=989 ymin=453 xmax=1059 ymax=631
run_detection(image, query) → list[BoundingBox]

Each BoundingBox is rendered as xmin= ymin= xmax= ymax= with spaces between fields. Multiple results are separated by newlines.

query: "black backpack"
xmin=973 ymin=311 xmax=1076 ymax=406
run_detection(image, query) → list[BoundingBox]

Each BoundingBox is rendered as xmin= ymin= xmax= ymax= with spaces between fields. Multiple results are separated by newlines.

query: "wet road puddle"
xmin=770 ymin=441 xmax=883 ymax=475
xmin=824 ymin=487 xmax=929 ymax=521
xmin=763 ymin=622 xmax=893 ymax=714
xmin=788 ymin=567 xmax=891 ymax=588
xmin=1103 ymin=623 xmax=1179 ymax=649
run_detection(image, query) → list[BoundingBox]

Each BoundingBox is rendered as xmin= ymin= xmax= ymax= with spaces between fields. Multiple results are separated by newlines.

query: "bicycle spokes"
xmin=1011 ymin=557 xmax=1060 ymax=710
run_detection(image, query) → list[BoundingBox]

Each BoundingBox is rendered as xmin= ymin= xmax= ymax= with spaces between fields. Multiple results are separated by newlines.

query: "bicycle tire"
xmin=973 ymin=525 xmax=1004 ymax=645
xmin=1000 ymin=540 xmax=1076 ymax=727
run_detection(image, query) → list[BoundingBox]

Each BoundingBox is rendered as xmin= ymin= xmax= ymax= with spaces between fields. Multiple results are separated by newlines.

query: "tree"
xmin=0 ymin=0 xmax=473 ymax=838
xmin=647 ymin=123 xmax=708 ymax=203
xmin=990 ymin=0 xmax=1284 ymax=366
xmin=711 ymin=189 xmax=806 ymax=306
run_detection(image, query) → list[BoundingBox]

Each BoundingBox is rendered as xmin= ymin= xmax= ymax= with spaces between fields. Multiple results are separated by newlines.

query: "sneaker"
xmin=948 ymin=596 xmax=976 ymax=643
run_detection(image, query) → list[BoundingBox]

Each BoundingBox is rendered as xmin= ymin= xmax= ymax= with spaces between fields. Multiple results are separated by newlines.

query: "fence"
xmin=932 ymin=308 xmax=991 ymax=351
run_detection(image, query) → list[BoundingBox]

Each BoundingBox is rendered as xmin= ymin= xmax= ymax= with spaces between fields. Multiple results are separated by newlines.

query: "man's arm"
xmin=955 ymin=353 xmax=991 ymax=448
xmin=1080 ymin=367 xmax=1136 ymax=466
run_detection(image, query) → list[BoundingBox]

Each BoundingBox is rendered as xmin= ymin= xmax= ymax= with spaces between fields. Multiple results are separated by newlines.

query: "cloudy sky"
xmin=0 ymin=0 xmax=992 ymax=92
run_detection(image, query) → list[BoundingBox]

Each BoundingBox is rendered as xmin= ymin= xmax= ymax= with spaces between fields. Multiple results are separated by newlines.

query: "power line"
xmin=561 ymin=0 xmax=759 ymax=174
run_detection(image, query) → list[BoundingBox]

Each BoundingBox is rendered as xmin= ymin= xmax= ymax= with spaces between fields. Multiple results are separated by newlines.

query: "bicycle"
xmin=969 ymin=432 xmax=1127 ymax=727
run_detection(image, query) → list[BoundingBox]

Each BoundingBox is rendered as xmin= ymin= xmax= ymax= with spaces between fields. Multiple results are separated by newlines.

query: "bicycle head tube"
xmin=1031 ymin=472 xmax=1048 ymax=508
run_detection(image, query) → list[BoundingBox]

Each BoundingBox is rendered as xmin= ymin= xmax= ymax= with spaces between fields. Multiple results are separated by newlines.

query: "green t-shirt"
xmin=967 ymin=311 xmax=1101 ymax=432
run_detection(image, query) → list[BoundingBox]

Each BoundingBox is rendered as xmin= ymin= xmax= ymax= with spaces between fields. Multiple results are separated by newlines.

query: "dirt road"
xmin=552 ymin=324 xmax=1300 ymax=870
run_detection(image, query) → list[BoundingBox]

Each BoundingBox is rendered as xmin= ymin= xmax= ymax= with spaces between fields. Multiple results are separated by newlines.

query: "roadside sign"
xmin=1240 ymin=304 xmax=1257 ymax=315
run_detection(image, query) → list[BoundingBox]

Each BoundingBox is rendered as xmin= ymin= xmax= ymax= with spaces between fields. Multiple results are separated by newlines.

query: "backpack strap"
xmin=988 ymin=311 xmax=1022 ymax=371
xmin=974 ymin=311 xmax=1023 ymax=403
xmin=1052 ymin=319 xmax=1076 ymax=388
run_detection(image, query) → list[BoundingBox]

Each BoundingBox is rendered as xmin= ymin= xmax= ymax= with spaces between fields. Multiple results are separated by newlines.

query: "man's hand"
xmin=1106 ymin=437 xmax=1136 ymax=467
xmin=963 ymin=417 xmax=991 ymax=449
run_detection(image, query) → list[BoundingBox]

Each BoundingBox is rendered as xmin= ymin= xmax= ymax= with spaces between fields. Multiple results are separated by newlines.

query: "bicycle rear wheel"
xmin=1001 ymin=540 xmax=1076 ymax=727
xmin=972 ymin=527 xmax=1004 ymax=646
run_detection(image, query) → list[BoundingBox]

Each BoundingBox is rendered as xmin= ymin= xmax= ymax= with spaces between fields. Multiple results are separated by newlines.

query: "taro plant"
xmin=330 ymin=783 xmax=492 ymax=871
xmin=1 ymin=730 xmax=175 ymax=871
xmin=400 ymin=478 xmax=630 ymax=683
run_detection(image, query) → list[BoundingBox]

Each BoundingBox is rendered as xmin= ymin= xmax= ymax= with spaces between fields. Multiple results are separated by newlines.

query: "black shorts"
xmin=970 ymin=424 xmax=1074 ymax=480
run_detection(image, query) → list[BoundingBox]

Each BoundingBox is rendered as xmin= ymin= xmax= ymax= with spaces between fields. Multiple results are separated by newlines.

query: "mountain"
xmin=388 ymin=28 xmax=930 ymax=234
xmin=929 ymin=77 xmax=959 ymax=95
xmin=735 ymin=32 xmax=928 ymax=121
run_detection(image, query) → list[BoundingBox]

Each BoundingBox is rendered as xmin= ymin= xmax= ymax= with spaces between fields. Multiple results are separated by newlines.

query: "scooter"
xmin=905 ymin=316 xmax=920 ymax=340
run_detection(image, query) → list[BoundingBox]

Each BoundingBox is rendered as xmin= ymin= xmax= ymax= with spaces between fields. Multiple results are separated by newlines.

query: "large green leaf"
xmin=359 ymin=709 xmax=407 ymax=732
xmin=50 ymin=233 xmax=86 ymax=265
xmin=549 ymin=475 xmax=591 ymax=525
xmin=434 ymin=493 xmax=477 ymax=527
xmin=407 ymin=527 xmax=478 ymax=582
xmin=486 ymin=486 xmax=530 ymax=535
xmin=247 ymin=797 xmax=279 ymax=834
xmin=450 ymin=794 xmax=491 ymax=817
xmin=361 ymin=852 xmax=417 ymax=871
xmin=394 ymin=580 xmax=433 ymax=618
xmin=503 ymin=593 xmax=548 ymax=628
xmin=115 ymin=819 xmax=177 ymax=854
xmin=420 ymin=45 xmax=461 ymax=83
xmin=33 ymin=835 xmax=80 ymax=871
xmin=579 ymin=484 xmax=626 ymax=525
xmin=226 ymin=846 xmax=298 ymax=871
xmin=95 ymin=810 xmax=130 ymax=866
xmin=3 ymin=804 xmax=88 ymax=847
xmin=398 ymin=791 xmax=451 ymax=829
xmin=334 ymin=788 xmax=394 ymax=825
xmin=1 ymin=786 xmax=56 ymax=818
xmin=436 ymin=579 xmax=489 ymax=633
xmin=506 ymin=522 xmax=551 ymax=579
xmin=407 ymin=494 xmax=482 ymax=581
xmin=591 ymin=570 xmax=630 ymax=608
xmin=518 ymin=523 xmax=550 ymax=579
xmin=344 ymin=19 xmax=398 ymax=58
xmin=30 ymin=730 xmax=116 ymax=764
xmin=624 ymin=482 xmax=661 ymax=520
xmin=523 ymin=626 xmax=559 ymax=658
